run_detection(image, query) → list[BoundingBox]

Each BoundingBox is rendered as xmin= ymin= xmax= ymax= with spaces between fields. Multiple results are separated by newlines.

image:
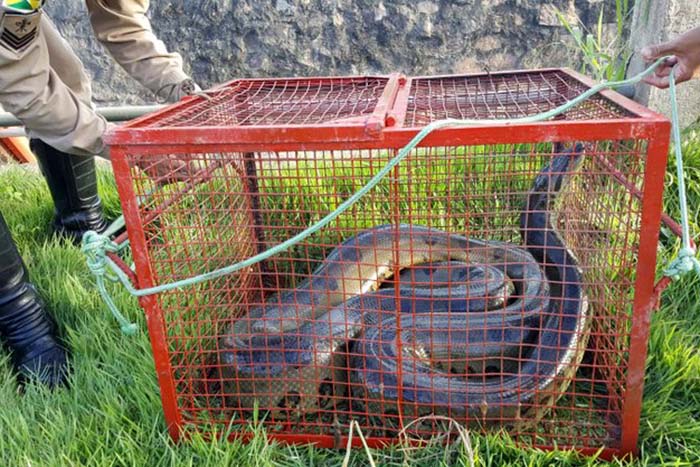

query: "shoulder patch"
xmin=3 ymin=1 xmax=44 ymax=12
xmin=0 ymin=11 xmax=40 ymax=52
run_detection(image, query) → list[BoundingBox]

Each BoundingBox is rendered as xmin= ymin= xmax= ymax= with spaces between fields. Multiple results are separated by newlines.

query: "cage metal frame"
xmin=103 ymin=67 xmax=675 ymax=460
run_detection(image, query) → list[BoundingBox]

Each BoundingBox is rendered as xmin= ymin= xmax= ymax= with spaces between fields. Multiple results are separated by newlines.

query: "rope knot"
xmin=81 ymin=230 xmax=139 ymax=335
xmin=664 ymin=247 xmax=700 ymax=280
xmin=81 ymin=230 xmax=119 ymax=277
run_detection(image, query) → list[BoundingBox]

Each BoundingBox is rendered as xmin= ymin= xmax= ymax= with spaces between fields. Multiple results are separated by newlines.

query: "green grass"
xmin=1 ymin=131 xmax=699 ymax=467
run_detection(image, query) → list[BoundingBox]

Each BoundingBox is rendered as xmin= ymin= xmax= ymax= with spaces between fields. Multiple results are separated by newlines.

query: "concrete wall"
xmin=40 ymin=0 xmax=617 ymax=106
xmin=627 ymin=0 xmax=700 ymax=127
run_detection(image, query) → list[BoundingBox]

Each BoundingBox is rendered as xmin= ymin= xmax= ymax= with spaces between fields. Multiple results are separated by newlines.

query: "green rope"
xmin=663 ymin=69 xmax=700 ymax=280
xmin=81 ymin=56 xmax=697 ymax=333
xmin=82 ymin=231 xmax=138 ymax=335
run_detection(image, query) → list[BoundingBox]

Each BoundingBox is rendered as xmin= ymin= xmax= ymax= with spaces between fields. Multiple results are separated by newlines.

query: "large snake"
xmin=210 ymin=143 xmax=589 ymax=426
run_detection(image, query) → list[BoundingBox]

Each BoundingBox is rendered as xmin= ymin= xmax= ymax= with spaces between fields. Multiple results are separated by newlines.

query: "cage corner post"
xmin=109 ymin=145 xmax=185 ymax=441
xmin=618 ymin=121 xmax=671 ymax=456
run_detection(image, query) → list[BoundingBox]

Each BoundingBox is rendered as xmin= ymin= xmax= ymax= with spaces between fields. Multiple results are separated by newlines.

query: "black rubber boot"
xmin=0 ymin=212 xmax=69 ymax=388
xmin=30 ymin=139 xmax=109 ymax=244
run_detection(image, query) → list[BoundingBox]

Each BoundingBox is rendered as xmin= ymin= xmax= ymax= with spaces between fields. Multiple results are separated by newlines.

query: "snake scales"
xmin=209 ymin=143 xmax=590 ymax=427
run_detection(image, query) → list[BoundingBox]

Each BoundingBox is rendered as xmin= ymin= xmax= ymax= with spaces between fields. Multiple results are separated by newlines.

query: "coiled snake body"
xmin=212 ymin=144 xmax=589 ymax=425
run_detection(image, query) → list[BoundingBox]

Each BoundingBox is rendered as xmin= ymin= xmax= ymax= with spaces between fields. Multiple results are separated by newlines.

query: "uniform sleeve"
xmin=85 ymin=0 xmax=190 ymax=99
xmin=0 ymin=15 xmax=108 ymax=157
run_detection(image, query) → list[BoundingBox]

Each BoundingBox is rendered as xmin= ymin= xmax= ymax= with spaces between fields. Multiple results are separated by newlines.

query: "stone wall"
xmin=42 ymin=0 xmax=619 ymax=106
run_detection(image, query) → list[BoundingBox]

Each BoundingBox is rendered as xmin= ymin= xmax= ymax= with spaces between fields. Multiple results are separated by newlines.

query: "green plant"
xmin=556 ymin=0 xmax=633 ymax=82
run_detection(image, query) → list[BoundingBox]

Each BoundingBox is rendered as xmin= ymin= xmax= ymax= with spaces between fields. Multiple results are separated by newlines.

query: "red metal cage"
xmin=105 ymin=68 xmax=673 ymax=460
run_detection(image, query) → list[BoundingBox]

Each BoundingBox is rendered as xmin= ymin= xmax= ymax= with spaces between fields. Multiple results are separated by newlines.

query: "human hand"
xmin=640 ymin=26 xmax=700 ymax=89
xmin=99 ymin=147 xmax=194 ymax=186
xmin=132 ymin=154 xmax=196 ymax=186
xmin=156 ymin=78 xmax=202 ymax=103
xmin=99 ymin=116 xmax=202 ymax=187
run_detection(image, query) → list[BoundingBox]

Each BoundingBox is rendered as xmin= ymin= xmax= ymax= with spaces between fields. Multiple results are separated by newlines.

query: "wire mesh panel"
xmin=133 ymin=76 xmax=394 ymax=128
xmin=403 ymin=70 xmax=634 ymax=125
xmin=106 ymin=70 xmax=671 ymax=459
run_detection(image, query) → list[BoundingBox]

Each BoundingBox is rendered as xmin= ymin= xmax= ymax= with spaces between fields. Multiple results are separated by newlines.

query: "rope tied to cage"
xmin=664 ymin=247 xmax=700 ymax=280
xmin=663 ymin=66 xmax=700 ymax=281
xmin=82 ymin=56 xmax=696 ymax=333
xmin=81 ymin=231 xmax=138 ymax=335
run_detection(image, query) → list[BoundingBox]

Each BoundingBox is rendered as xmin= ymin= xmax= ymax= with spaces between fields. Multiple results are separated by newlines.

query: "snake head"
xmin=520 ymin=142 xmax=586 ymax=242
xmin=531 ymin=142 xmax=586 ymax=195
